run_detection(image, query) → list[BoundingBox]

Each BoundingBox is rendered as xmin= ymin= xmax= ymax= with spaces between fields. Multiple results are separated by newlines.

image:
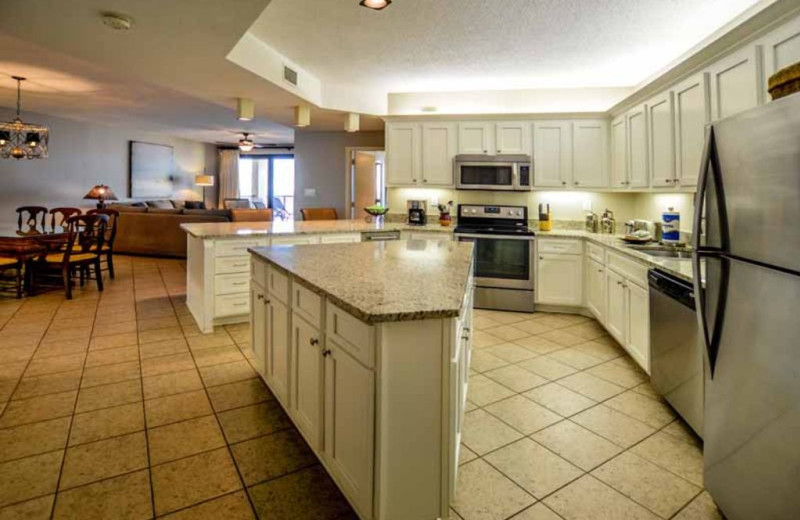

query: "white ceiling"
xmin=251 ymin=0 xmax=765 ymax=94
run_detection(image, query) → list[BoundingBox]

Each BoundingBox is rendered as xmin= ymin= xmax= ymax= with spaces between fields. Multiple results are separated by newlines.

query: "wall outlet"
xmin=304 ymin=188 xmax=316 ymax=198
xmin=582 ymin=200 xmax=592 ymax=212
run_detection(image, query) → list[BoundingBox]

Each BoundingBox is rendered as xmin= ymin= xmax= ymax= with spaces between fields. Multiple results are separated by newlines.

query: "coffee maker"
xmin=407 ymin=200 xmax=427 ymax=225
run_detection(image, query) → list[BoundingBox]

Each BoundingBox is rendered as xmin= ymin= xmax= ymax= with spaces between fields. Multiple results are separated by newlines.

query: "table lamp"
xmin=195 ymin=174 xmax=214 ymax=207
xmin=84 ymin=184 xmax=118 ymax=209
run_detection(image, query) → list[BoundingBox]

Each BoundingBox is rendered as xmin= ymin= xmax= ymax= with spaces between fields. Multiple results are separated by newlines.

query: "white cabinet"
xmin=673 ymin=73 xmax=710 ymax=187
xmin=536 ymin=240 xmax=583 ymax=306
xmin=324 ymin=337 xmax=375 ymax=517
xmin=265 ymin=297 xmax=290 ymax=405
xmin=585 ymin=257 xmax=606 ymax=321
xmin=626 ymin=105 xmax=649 ymax=188
xmin=761 ymin=16 xmax=800 ymax=102
xmin=319 ymin=233 xmax=361 ymax=244
xmin=386 ymin=122 xmax=421 ymax=185
xmin=272 ymin=235 xmax=320 ymax=246
xmin=421 ymin=122 xmax=457 ymax=185
xmin=627 ymin=281 xmax=650 ymax=372
xmin=604 ymin=268 xmax=627 ymax=343
xmin=291 ymin=313 xmax=324 ymax=451
xmin=533 ymin=121 xmax=572 ymax=187
xmin=572 ymin=119 xmax=608 ymax=188
xmin=610 ymin=117 xmax=627 ymax=188
xmin=458 ymin=122 xmax=493 ymax=154
xmin=495 ymin=121 xmax=531 ymax=154
xmin=251 ymin=282 xmax=267 ymax=376
xmin=647 ymin=91 xmax=676 ymax=188
xmin=708 ymin=45 xmax=763 ymax=121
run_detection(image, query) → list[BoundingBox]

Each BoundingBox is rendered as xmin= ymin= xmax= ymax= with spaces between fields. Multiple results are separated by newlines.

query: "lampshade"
xmin=195 ymin=174 xmax=215 ymax=187
xmin=83 ymin=184 xmax=119 ymax=201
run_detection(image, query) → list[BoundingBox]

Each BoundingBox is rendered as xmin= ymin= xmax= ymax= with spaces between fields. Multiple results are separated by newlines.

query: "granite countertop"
xmin=249 ymin=239 xmax=474 ymax=324
xmin=180 ymin=220 xmax=452 ymax=238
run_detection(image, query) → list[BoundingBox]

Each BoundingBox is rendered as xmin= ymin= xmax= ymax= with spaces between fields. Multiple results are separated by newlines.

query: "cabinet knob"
xmin=321 ymin=348 xmax=332 ymax=357
xmin=617 ymin=281 xmax=622 ymax=285
xmin=257 ymin=293 xmax=263 ymax=300
xmin=539 ymin=256 xmax=544 ymax=260
xmin=423 ymin=179 xmax=427 ymax=183
xmin=309 ymin=338 xmax=319 ymax=346
xmin=497 ymin=149 xmax=501 ymax=153
xmin=483 ymin=150 xmax=488 ymax=154
xmin=574 ymin=181 xmax=579 ymax=185
xmin=562 ymin=181 xmax=567 ymax=185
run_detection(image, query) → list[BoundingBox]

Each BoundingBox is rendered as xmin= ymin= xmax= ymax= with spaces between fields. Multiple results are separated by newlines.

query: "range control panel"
xmin=459 ymin=204 xmax=527 ymax=219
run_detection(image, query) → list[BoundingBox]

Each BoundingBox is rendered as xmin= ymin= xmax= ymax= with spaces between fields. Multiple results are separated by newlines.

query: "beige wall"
xmin=0 ymin=108 xmax=218 ymax=228
xmin=293 ymin=130 xmax=384 ymax=220
xmin=632 ymin=192 xmax=695 ymax=232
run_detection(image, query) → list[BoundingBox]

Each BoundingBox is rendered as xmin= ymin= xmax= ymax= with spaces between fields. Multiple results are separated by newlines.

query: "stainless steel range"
xmin=454 ymin=204 xmax=535 ymax=312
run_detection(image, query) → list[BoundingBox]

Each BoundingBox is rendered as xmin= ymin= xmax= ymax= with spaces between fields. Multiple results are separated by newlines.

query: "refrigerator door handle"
xmin=692 ymin=126 xmax=714 ymax=251
xmin=693 ymin=125 xmax=731 ymax=254
xmin=693 ymin=252 xmax=729 ymax=378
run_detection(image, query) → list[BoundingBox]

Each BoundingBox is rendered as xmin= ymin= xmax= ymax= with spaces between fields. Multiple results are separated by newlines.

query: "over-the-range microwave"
xmin=454 ymin=154 xmax=533 ymax=191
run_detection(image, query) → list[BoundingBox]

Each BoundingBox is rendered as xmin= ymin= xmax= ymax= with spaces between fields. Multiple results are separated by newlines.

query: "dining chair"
xmin=38 ymin=215 xmax=107 ymax=299
xmin=16 ymin=206 xmax=48 ymax=235
xmin=87 ymin=208 xmax=119 ymax=278
xmin=300 ymin=207 xmax=338 ymax=221
xmin=0 ymin=255 xmax=23 ymax=299
xmin=49 ymin=207 xmax=82 ymax=232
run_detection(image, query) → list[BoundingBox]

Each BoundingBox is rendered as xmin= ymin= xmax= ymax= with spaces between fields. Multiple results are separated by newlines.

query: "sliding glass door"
xmin=238 ymin=154 xmax=295 ymax=220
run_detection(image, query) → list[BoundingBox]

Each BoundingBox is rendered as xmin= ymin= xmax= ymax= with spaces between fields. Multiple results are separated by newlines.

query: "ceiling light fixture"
xmin=238 ymin=133 xmax=255 ymax=152
xmin=101 ymin=12 xmax=133 ymax=30
xmin=344 ymin=113 xmax=360 ymax=132
xmin=1 ymin=76 xmax=49 ymax=160
xmin=236 ymin=98 xmax=254 ymax=121
xmin=294 ymin=105 xmax=311 ymax=127
xmin=360 ymin=0 xmax=392 ymax=10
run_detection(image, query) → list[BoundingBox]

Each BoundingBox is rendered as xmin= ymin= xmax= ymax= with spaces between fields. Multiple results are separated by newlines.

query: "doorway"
xmin=238 ymin=154 xmax=295 ymax=220
xmin=347 ymin=148 xmax=385 ymax=219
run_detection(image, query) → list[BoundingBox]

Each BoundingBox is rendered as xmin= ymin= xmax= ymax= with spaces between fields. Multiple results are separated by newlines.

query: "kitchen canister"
xmin=662 ymin=207 xmax=680 ymax=243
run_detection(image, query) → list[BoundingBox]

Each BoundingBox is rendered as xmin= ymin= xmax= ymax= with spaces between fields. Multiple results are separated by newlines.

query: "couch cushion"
xmin=146 ymin=200 xmax=174 ymax=209
xmin=113 ymin=205 xmax=148 ymax=213
xmin=184 ymin=201 xmax=206 ymax=210
xmin=148 ymin=208 xmax=182 ymax=215
xmin=184 ymin=209 xmax=230 ymax=218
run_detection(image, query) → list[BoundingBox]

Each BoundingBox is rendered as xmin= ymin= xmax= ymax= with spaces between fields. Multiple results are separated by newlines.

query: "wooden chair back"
xmin=16 ymin=206 xmax=47 ymax=234
xmin=230 ymin=209 xmax=273 ymax=222
xmin=49 ymin=207 xmax=82 ymax=232
xmin=36 ymin=232 xmax=76 ymax=269
xmin=66 ymin=214 xmax=109 ymax=253
xmin=300 ymin=207 xmax=338 ymax=221
xmin=87 ymin=208 xmax=119 ymax=248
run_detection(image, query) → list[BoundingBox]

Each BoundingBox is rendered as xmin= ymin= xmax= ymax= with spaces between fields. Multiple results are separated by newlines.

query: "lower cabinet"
xmin=265 ymin=297 xmax=290 ymax=405
xmin=604 ymin=267 xmax=650 ymax=373
xmin=536 ymin=253 xmax=583 ymax=306
xmin=251 ymin=283 xmax=267 ymax=376
xmin=291 ymin=313 xmax=324 ymax=451
xmin=604 ymin=269 xmax=628 ymax=343
xmin=585 ymin=257 xmax=606 ymax=321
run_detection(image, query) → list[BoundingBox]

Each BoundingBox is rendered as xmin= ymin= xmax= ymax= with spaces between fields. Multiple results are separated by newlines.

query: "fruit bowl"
xmin=364 ymin=206 xmax=390 ymax=217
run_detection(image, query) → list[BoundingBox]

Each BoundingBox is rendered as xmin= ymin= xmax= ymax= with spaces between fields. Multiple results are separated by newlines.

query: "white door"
xmin=761 ymin=17 xmax=800 ymax=103
xmin=536 ymin=253 xmax=583 ymax=306
xmin=626 ymin=106 xmax=649 ymax=188
xmin=291 ymin=313 xmax=323 ymax=450
xmin=585 ymin=258 xmax=605 ymax=321
xmin=572 ymin=119 xmax=608 ymax=188
xmin=266 ymin=297 xmax=290 ymax=405
xmin=533 ymin=121 xmax=572 ymax=188
xmin=458 ymin=122 xmax=493 ymax=154
xmin=386 ymin=123 xmax=420 ymax=185
xmin=495 ymin=121 xmax=530 ymax=154
xmin=324 ymin=339 xmax=375 ymax=517
xmin=605 ymin=269 xmax=627 ymax=345
xmin=647 ymin=91 xmax=676 ymax=188
xmin=250 ymin=283 xmax=267 ymax=376
xmin=626 ymin=281 xmax=650 ymax=373
xmin=673 ymin=73 xmax=710 ymax=187
xmin=610 ymin=117 xmax=628 ymax=188
xmin=421 ymin=122 xmax=457 ymax=186
xmin=709 ymin=45 xmax=763 ymax=121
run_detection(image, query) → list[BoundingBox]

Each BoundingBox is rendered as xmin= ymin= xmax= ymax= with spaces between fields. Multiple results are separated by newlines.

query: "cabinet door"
xmin=626 ymin=281 xmax=650 ymax=373
xmin=572 ymin=119 xmax=608 ymax=188
xmin=626 ymin=106 xmax=649 ymax=188
xmin=610 ymin=117 xmax=628 ymax=188
xmin=533 ymin=121 xmax=572 ymax=187
xmin=291 ymin=313 xmax=323 ymax=450
xmin=271 ymin=235 xmax=320 ymax=246
xmin=386 ymin=123 xmax=420 ymax=185
xmin=585 ymin=258 xmax=605 ymax=321
xmin=495 ymin=121 xmax=530 ymax=154
xmin=647 ymin=91 xmax=676 ymax=187
xmin=324 ymin=340 xmax=375 ymax=517
xmin=458 ymin=122 xmax=493 ymax=154
xmin=762 ymin=17 xmax=800 ymax=103
xmin=250 ymin=283 xmax=267 ymax=376
xmin=673 ymin=73 xmax=710 ymax=187
xmin=605 ymin=269 xmax=627 ymax=344
xmin=709 ymin=45 xmax=763 ymax=121
xmin=421 ymin=122 xmax=457 ymax=186
xmin=265 ymin=298 xmax=290 ymax=405
xmin=536 ymin=253 xmax=583 ymax=306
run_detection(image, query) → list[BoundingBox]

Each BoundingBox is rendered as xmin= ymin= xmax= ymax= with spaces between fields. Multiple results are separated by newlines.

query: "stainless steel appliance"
xmin=694 ymin=93 xmax=800 ymax=520
xmin=361 ymin=230 xmax=401 ymax=241
xmin=454 ymin=154 xmax=532 ymax=191
xmin=407 ymin=199 xmax=427 ymax=226
xmin=648 ymin=269 xmax=703 ymax=437
xmin=454 ymin=204 xmax=535 ymax=312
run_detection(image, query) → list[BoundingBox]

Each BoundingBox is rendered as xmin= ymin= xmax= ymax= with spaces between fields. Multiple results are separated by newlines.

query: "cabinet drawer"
xmin=586 ymin=242 xmax=605 ymax=263
xmin=271 ymin=235 xmax=321 ymax=246
xmin=215 ymin=273 xmax=250 ymax=295
xmin=326 ymin=304 xmax=375 ymax=369
xmin=215 ymin=293 xmax=249 ymax=317
xmin=538 ymin=239 xmax=583 ymax=255
xmin=268 ymin=267 xmax=290 ymax=304
xmin=319 ymin=233 xmax=361 ymax=244
xmin=215 ymin=255 xmax=250 ymax=275
xmin=607 ymin=250 xmax=649 ymax=287
xmin=408 ymin=232 xmax=452 ymax=242
xmin=251 ymin=258 xmax=267 ymax=287
xmin=294 ymin=282 xmax=323 ymax=328
xmin=215 ymin=239 xmax=264 ymax=257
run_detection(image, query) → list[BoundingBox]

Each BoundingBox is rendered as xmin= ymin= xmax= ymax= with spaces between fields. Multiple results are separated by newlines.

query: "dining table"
xmin=0 ymin=226 xmax=72 ymax=296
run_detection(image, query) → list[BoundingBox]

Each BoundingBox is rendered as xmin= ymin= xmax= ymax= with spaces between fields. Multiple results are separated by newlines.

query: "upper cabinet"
xmin=457 ymin=121 xmax=530 ymax=155
xmin=708 ymin=45 xmax=763 ymax=121
xmin=647 ymin=91 xmax=675 ymax=188
xmin=626 ymin=105 xmax=649 ymax=188
xmin=387 ymin=122 xmax=456 ymax=187
xmin=386 ymin=122 xmax=421 ymax=186
xmin=457 ymin=122 xmax=493 ymax=154
xmin=761 ymin=16 xmax=800 ymax=103
xmin=672 ymin=73 xmax=710 ymax=187
xmin=572 ymin=120 xmax=608 ymax=188
xmin=610 ymin=117 xmax=627 ymax=188
xmin=495 ymin=121 xmax=531 ymax=155
xmin=532 ymin=121 xmax=572 ymax=187
xmin=421 ymin=122 xmax=457 ymax=185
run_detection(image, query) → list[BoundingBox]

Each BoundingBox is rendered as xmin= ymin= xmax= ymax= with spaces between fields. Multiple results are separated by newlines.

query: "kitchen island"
xmin=248 ymin=239 xmax=474 ymax=520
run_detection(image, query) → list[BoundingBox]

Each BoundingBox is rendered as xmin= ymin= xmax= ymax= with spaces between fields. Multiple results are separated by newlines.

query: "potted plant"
xmin=437 ymin=201 xmax=453 ymax=226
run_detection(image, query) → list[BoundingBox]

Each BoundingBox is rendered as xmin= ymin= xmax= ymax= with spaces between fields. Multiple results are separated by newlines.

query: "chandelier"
xmin=0 ymin=76 xmax=49 ymax=160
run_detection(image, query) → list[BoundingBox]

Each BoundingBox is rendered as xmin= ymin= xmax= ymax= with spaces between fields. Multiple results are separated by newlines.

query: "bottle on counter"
xmin=600 ymin=208 xmax=616 ymax=234
xmin=538 ymin=203 xmax=552 ymax=231
xmin=662 ymin=207 xmax=681 ymax=243
xmin=585 ymin=211 xmax=599 ymax=233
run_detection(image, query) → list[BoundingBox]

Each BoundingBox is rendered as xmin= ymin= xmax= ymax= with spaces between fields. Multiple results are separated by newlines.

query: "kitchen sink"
xmin=638 ymin=250 xmax=693 ymax=259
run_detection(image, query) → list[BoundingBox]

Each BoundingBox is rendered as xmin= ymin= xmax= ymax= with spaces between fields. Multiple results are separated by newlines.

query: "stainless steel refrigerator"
xmin=693 ymin=93 xmax=800 ymax=520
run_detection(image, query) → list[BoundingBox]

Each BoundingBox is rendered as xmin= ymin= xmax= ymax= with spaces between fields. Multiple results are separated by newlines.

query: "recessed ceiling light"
xmin=101 ymin=12 xmax=133 ymax=30
xmin=359 ymin=0 xmax=391 ymax=11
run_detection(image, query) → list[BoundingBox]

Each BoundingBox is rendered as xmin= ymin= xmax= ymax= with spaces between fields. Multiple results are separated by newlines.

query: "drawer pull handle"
xmin=257 ymin=294 xmax=264 ymax=300
xmin=310 ymin=338 xmax=319 ymax=346
xmin=232 ymin=281 xmax=247 ymax=286
xmin=233 ymin=263 xmax=247 ymax=267
xmin=233 ymin=302 xmax=247 ymax=307
xmin=321 ymin=348 xmax=332 ymax=357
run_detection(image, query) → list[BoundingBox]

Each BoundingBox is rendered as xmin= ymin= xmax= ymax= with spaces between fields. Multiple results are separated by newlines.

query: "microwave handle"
xmin=512 ymin=164 xmax=519 ymax=187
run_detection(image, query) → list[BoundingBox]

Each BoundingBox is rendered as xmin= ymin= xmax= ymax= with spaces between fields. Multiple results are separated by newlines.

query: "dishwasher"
xmin=648 ymin=268 xmax=704 ymax=438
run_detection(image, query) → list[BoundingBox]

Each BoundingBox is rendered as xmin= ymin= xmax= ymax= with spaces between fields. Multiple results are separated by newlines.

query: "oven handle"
xmin=455 ymin=233 xmax=535 ymax=241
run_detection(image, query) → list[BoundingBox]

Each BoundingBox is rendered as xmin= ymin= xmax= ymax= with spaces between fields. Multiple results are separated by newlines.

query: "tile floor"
xmin=0 ymin=256 xmax=723 ymax=520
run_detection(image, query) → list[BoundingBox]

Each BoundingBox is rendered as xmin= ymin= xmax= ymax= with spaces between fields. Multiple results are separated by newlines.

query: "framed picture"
xmin=129 ymin=141 xmax=174 ymax=198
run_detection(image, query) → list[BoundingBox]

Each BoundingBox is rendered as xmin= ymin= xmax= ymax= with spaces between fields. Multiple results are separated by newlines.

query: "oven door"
xmin=456 ymin=234 xmax=534 ymax=290
xmin=456 ymin=162 xmax=517 ymax=190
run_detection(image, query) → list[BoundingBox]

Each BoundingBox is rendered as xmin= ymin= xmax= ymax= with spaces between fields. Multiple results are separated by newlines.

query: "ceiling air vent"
xmin=283 ymin=65 xmax=298 ymax=86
